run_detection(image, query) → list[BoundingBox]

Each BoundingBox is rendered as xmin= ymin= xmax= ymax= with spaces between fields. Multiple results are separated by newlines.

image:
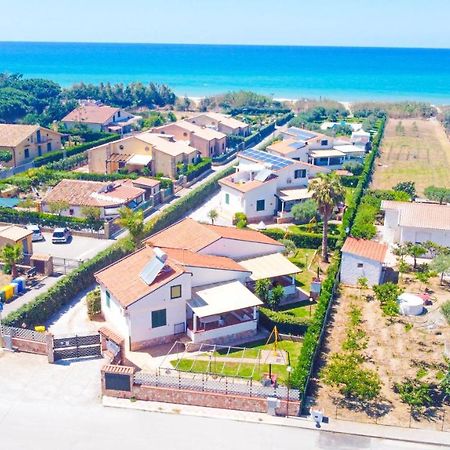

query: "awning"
xmin=188 ymin=281 xmax=262 ymax=318
xmin=127 ymin=154 xmax=152 ymax=166
xmin=277 ymin=187 xmax=312 ymax=202
xmin=239 ymin=252 xmax=301 ymax=281
xmin=310 ymin=149 xmax=345 ymax=158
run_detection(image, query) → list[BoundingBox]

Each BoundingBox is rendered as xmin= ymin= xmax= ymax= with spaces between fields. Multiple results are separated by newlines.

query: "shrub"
xmin=441 ymin=300 xmax=450 ymax=325
xmin=291 ymin=199 xmax=317 ymax=224
xmin=393 ymin=181 xmax=416 ymax=200
xmin=262 ymin=228 xmax=338 ymax=250
xmin=86 ymin=288 xmax=101 ymax=319
xmin=267 ymin=285 xmax=284 ymax=310
xmin=259 ymin=307 xmax=312 ymax=335
xmin=373 ymin=282 xmax=402 ymax=316
xmin=343 ymin=161 xmax=364 ymax=176
xmin=394 ymin=378 xmax=432 ymax=409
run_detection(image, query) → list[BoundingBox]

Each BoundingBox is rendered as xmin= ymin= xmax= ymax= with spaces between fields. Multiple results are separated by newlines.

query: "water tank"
xmin=398 ymin=293 xmax=424 ymax=316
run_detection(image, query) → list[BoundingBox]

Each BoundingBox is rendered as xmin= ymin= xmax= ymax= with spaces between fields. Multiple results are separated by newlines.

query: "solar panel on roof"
xmin=254 ymin=169 xmax=273 ymax=182
xmin=289 ymin=128 xmax=317 ymax=141
xmin=240 ymin=149 xmax=293 ymax=171
xmin=140 ymin=255 xmax=164 ymax=285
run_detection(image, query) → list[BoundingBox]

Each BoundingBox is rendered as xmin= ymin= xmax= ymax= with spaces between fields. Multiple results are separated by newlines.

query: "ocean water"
xmin=1 ymin=42 xmax=450 ymax=103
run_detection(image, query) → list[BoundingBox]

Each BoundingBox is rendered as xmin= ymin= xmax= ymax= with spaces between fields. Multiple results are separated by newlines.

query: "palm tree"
xmin=308 ymin=173 xmax=345 ymax=262
xmin=115 ymin=207 xmax=144 ymax=245
xmin=207 ymin=209 xmax=219 ymax=225
xmin=1 ymin=243 xmax=23 ymax=278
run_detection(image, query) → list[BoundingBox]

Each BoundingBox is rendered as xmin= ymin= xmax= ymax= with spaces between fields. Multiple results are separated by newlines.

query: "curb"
xmin=102 ymin=397 xmax=450 ymax=447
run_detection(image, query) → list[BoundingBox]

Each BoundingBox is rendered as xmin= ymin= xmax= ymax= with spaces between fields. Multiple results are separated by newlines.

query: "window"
xmin=170 ymin=284 xmax=182 ymax=299
xmin=294 ymin=169 xmax=306 ymax=179
xmin=105 ymin=290 xmax=111 ymax=308
xmin=320 ymin=139 xmax=328 ymax=146
xmin=24 ymin=148 xmax=30 ymax=159
xmin=357 ymin=263 xmax=364 ymax=268
xmin=225 ymin=193 xmax=230 ymax=205
xmin=256 ymin=199 xmax=265 ymax=211
xmin=69 ymin=209 xmax=74 ymax=216
xmin=151 ymin=309 xmax=167 ymax=328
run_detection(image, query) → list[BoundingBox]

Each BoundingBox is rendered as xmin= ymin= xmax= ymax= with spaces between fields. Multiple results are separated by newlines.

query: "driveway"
xmin=33 ymin=232 xmax=115 ymax=262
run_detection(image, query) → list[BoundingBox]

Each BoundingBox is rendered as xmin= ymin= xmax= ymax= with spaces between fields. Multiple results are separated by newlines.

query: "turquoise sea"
xmin=1 ymin=42 xmax=450 ymax=103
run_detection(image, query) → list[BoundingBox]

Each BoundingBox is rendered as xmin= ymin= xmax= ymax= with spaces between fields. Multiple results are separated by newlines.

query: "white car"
xmin=52 ymin=227 xmax=72 ymax=244
xmin=27 ymin=224 xmax=44 ymax=242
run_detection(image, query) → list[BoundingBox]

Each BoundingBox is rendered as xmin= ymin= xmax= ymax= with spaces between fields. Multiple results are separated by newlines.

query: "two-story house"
xmin=0 ymin=124 xmax=63 ymax=167
xmin=187 ymin=112 xmax=251 ymax=136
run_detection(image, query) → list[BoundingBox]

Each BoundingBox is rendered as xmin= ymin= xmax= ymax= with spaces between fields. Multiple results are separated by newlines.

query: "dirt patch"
xmin=372 ymin=118 xmax=450 ymax=195
xmin=310 ymin=281 xmax=450 ymax=431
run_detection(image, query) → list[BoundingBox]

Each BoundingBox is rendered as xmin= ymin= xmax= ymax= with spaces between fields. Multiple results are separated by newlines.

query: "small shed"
xmin=30 ymin=254 xmax=54 ymax=276
xmin=340 ymin=237 xmax=388 ymax=286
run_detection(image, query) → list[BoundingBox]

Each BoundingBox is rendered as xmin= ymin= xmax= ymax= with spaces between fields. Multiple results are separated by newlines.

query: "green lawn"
xmin=171 ymin=339 xmax=302 ymax=385
xmin=278 ymin=300 xmax=316 ymax=318
xmin=288 ymin=248 xmax=319 ymax=292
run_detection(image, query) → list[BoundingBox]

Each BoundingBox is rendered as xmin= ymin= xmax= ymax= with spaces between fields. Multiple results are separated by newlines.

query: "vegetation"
xmin=116 ymin=207 xmax=144 ymax=245
xmin=280 ymin=239 xmax=296 ymax=257
xmin=393 ymin=181 xmax=416 ymax=200
xmin=441 ymin=300 xmax=450 ymax=325
xmin=201 ymin=90 xmax=277 ymax=112
xmin=373 ymin=282 xmax=402 ymax=316
xmin=352 ymin=101 xmax=436 ymax=119
xmin=291 ymin=199 xmax=317 ymax=224
xmin=48 ymin=200 xmax=69 ymax=216
xmin=424 ymin=185 xmax=450 ymax=204
xmin=207 ymin=209 xmax=218 ymax=225
xmin=233 ymin=212 xmax=248 ymax=229
xmin=0 ymin=150 xmax=13 ymax=163
xmin=394 ymin=379 xmax=432 ymax=410
xmin=81 ymin=206 xmax=101 ymax=222
xmin=86 ymin=288 xmax=101 ymax=319
xmin=308 ymin=173 xmax=345 ymax=262
xmin=1 ymin=243 xmax=23 ymax=278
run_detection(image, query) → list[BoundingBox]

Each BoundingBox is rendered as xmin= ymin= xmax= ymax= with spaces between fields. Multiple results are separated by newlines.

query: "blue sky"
xmin=3 ymin=0 xmax=450 ymax=48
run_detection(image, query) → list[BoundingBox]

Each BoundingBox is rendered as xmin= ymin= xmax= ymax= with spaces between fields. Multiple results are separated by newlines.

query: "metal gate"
xmin=53 ymin=333 xmax=101 ymax=361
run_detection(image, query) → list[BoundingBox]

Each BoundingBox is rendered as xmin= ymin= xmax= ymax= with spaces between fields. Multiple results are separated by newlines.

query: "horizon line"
xmin=0 ymin=40 xmax=450 ymax=51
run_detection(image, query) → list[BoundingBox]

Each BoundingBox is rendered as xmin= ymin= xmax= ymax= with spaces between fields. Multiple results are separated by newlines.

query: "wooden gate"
xmin=53 ymin=333 xmax=101 ymax=361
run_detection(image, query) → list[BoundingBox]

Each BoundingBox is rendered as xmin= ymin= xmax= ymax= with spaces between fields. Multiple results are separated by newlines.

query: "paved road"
xmin=0 ymin=351 xmax=443 ymax=450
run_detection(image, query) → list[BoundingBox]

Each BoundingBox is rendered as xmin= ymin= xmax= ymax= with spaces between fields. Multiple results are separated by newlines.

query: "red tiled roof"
xmin=62 ymin=105 xmax=120 ymax=125
xmin=95 ymin=246 xmax=186 ymax=308
xmin=342 ymin=237 xmax=388 ymax=263
xmin=146 ymin=218 xmax=283 ymax=252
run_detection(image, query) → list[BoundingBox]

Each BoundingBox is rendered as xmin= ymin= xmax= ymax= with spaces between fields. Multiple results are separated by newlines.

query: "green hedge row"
xmin=34 ymin=134 xmax=120 ymax=167
xmin=275 ymin=112 xmax=295 ymax=126
xmin=244 ymin=122 xmax=276 ymax=148
xmin=2 ymin=165 xmax=235 ymax=328
xmin=259 ymin=307 xmax=311 ymax=335
xmin=288 ymin=116 xmax=386 ymax=395
xmin=262 ymin=228 xmax=339 ymax=250
xmin=0 ymin=207 xmax=104 ymax=231
xmin=185 ymin=159 xmax=212 ymax=182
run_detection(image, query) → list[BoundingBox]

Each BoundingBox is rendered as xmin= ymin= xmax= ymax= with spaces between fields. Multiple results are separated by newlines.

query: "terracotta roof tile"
xmin=95 ymin=246 xmax=185 ymax=308
xmin=342 ymin=237 xmax=388 ymax=263
xmin=146 ymin=218 xmax=283 ymax=251
xmin=219 ymin=173 xmax=278 ymax=193
xmin=62 ymin=105 xmax=120 ymax=125
xmin=0 ymin=124 xmax=61 ymax=147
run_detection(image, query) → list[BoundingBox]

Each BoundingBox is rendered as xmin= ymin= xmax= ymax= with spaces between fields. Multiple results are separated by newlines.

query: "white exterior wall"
xmin=187 ymin=266 xmax=249 ymax=287
xmin=221 ymin=185 xmax=245 ymax=216
xmin=99 ymin=285 xmax=130 ymax=339
xmin=126 ymin=273 xmax=192 ymax=345
xmin=202 ymin=238 xmax=283 ymax=259
xmin=275 ymin=166 xmax=309 ymax=189
xmin=187 ymin=319 xmax=257 ymax=344
xmin=400 ymin=226 xmax=450 ymax=247
xmin=242 ymin=184 xmax=277 ymax=220
xmin=382 ymin=209 xmax=401 ymax=244
xmin=340 ymin=252 xmax=383 ymax=286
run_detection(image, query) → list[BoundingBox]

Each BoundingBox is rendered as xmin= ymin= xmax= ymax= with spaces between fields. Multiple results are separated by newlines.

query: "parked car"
xmin=26 ymin=224 xmax=44 ymax=242
xmin=52 ymin=227 xmax=71 ymax=244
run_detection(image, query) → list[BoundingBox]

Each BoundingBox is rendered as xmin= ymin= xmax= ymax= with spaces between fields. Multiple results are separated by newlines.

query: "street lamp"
xmin=309 ymin=297 xmax=314 ymax=317
xmin=286 ymin=365 xmax=292 ymax=418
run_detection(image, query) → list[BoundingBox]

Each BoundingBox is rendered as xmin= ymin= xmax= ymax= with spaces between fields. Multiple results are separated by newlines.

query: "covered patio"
xmin=275 ymin=187 xmax=313 ymax=221
xmin=186 ymin=281 xmax=263 ymax=344
xmin=239 ymin=252 xmax=301 ymax=297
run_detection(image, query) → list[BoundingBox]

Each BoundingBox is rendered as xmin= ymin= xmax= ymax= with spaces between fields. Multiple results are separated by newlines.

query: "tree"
xmin=393 ymin=181 xmax=416 ymax=200
xmin=291 ymin=199 xmax=317 ymax=224
xmin=267 ymin=285 xmax=284 ymax=310
xmin=415 ymin=270 xmax=431 ymax=292
xmin=406 ymin=243 xmax=427 ymax=269
xmin=115 ymin=207 xmax=144 ymax=245
xmin=308 ymin=173 xmax=345 ymax=262
xmin=280 ymin=239 xmax=296 ymax=257
xmin=431 ymin=253 xmax=450 ymax=285
xmin=48 ymin=200 xmax=69 ymax=216
xmin=0 ymin=150 xmax=13 ymax=163
xmin=255 ymin=278 xmax=271 ymax=303
xmin=81 ymin=206 xmax=101 ymax=222
xmin=424 ymin=186 xmax=450 ymax=205
xmin=373 ymin=282 xmax=402 ymax=316
xmin=357 ymin=277 xmax=368 ymax=299
xmin=207 ymin=209 xmax=219 ymax=225
xmin=1 ymin=243 xmax=23 ymax=278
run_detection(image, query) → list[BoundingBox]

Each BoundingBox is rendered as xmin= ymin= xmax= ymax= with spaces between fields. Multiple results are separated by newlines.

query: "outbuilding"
xmin=340 ymin=237 xmax=388 ymax=286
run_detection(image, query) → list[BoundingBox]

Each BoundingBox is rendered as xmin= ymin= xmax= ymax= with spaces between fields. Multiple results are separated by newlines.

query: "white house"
xmin=341 ymin=237 xmax=388 ymax=286
xmin=96 ymin=219 xmax=300 ymax=350
xmin=279 ymin=127 xmax=334 ymax=150
xmin=219 ymin=148 xmax=327 ymax=223
xmin=351 ymin=129 xmax=371 ymax=145
xmin=381 ymin=201 xmax=450 ymax=247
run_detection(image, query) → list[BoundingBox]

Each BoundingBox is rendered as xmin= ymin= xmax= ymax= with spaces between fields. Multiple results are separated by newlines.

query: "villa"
xmin=381 ymin=201 xmax=450 ymax=247
xmin=95 ymin=218 xmax=300 ymax=350
xmin=0 ymin=124 xmax=63 ymax=168
xmin=219 ymin=148 xmax=326 ymax=223
xmin=186 ymin=112 xmax=251 ymax=136
xmin=153 ymin=120 xmax=227 ymax=158
xmin=88 ymin=132 xmax=198 ymax=179
xmin=40 ymin=179 xmax=145 ymax=219
xmin=62 ymin=101 xmax=140 ymax=134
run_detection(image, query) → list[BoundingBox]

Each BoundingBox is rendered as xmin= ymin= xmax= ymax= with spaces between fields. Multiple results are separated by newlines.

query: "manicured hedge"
xmin=262 ymin=228 xmax=339 ymax=250
xmin=275 ymin=112 xmax=295 ymax=126
xmin=244 ymin=122 xmax=276 ymax=148
xmin=2 ymin=165 xmax=235 ymax=328
xmin=185 ymin=158 xmax=212 ymax=182
xmin=0 ymin=207 xmax=103 ymax=231
xmin=259 ymin=307 xmax=311 ymax=335
xmin=34 ymin=134 xmax=120 ymax=167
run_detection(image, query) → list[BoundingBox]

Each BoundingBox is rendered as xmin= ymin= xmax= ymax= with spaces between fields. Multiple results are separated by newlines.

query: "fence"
xmin=0 ymin=161 xmax=35 ymax=179
xmin=0 ymin=325 xmax=47 ymax=343
xmin=134 ymin=369 xmax=300 ymax=401
xmin=52 ymin=257 xmax=82 ymax=274
xmin=0 ymin=324 xmax=48 ymax=355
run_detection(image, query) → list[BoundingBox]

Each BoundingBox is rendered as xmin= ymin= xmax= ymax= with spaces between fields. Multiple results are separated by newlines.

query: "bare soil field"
xmin=310 ymin=278 xmax=450 ymax=431
xmin=372 ymin=118 xmax=450 ymax=195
